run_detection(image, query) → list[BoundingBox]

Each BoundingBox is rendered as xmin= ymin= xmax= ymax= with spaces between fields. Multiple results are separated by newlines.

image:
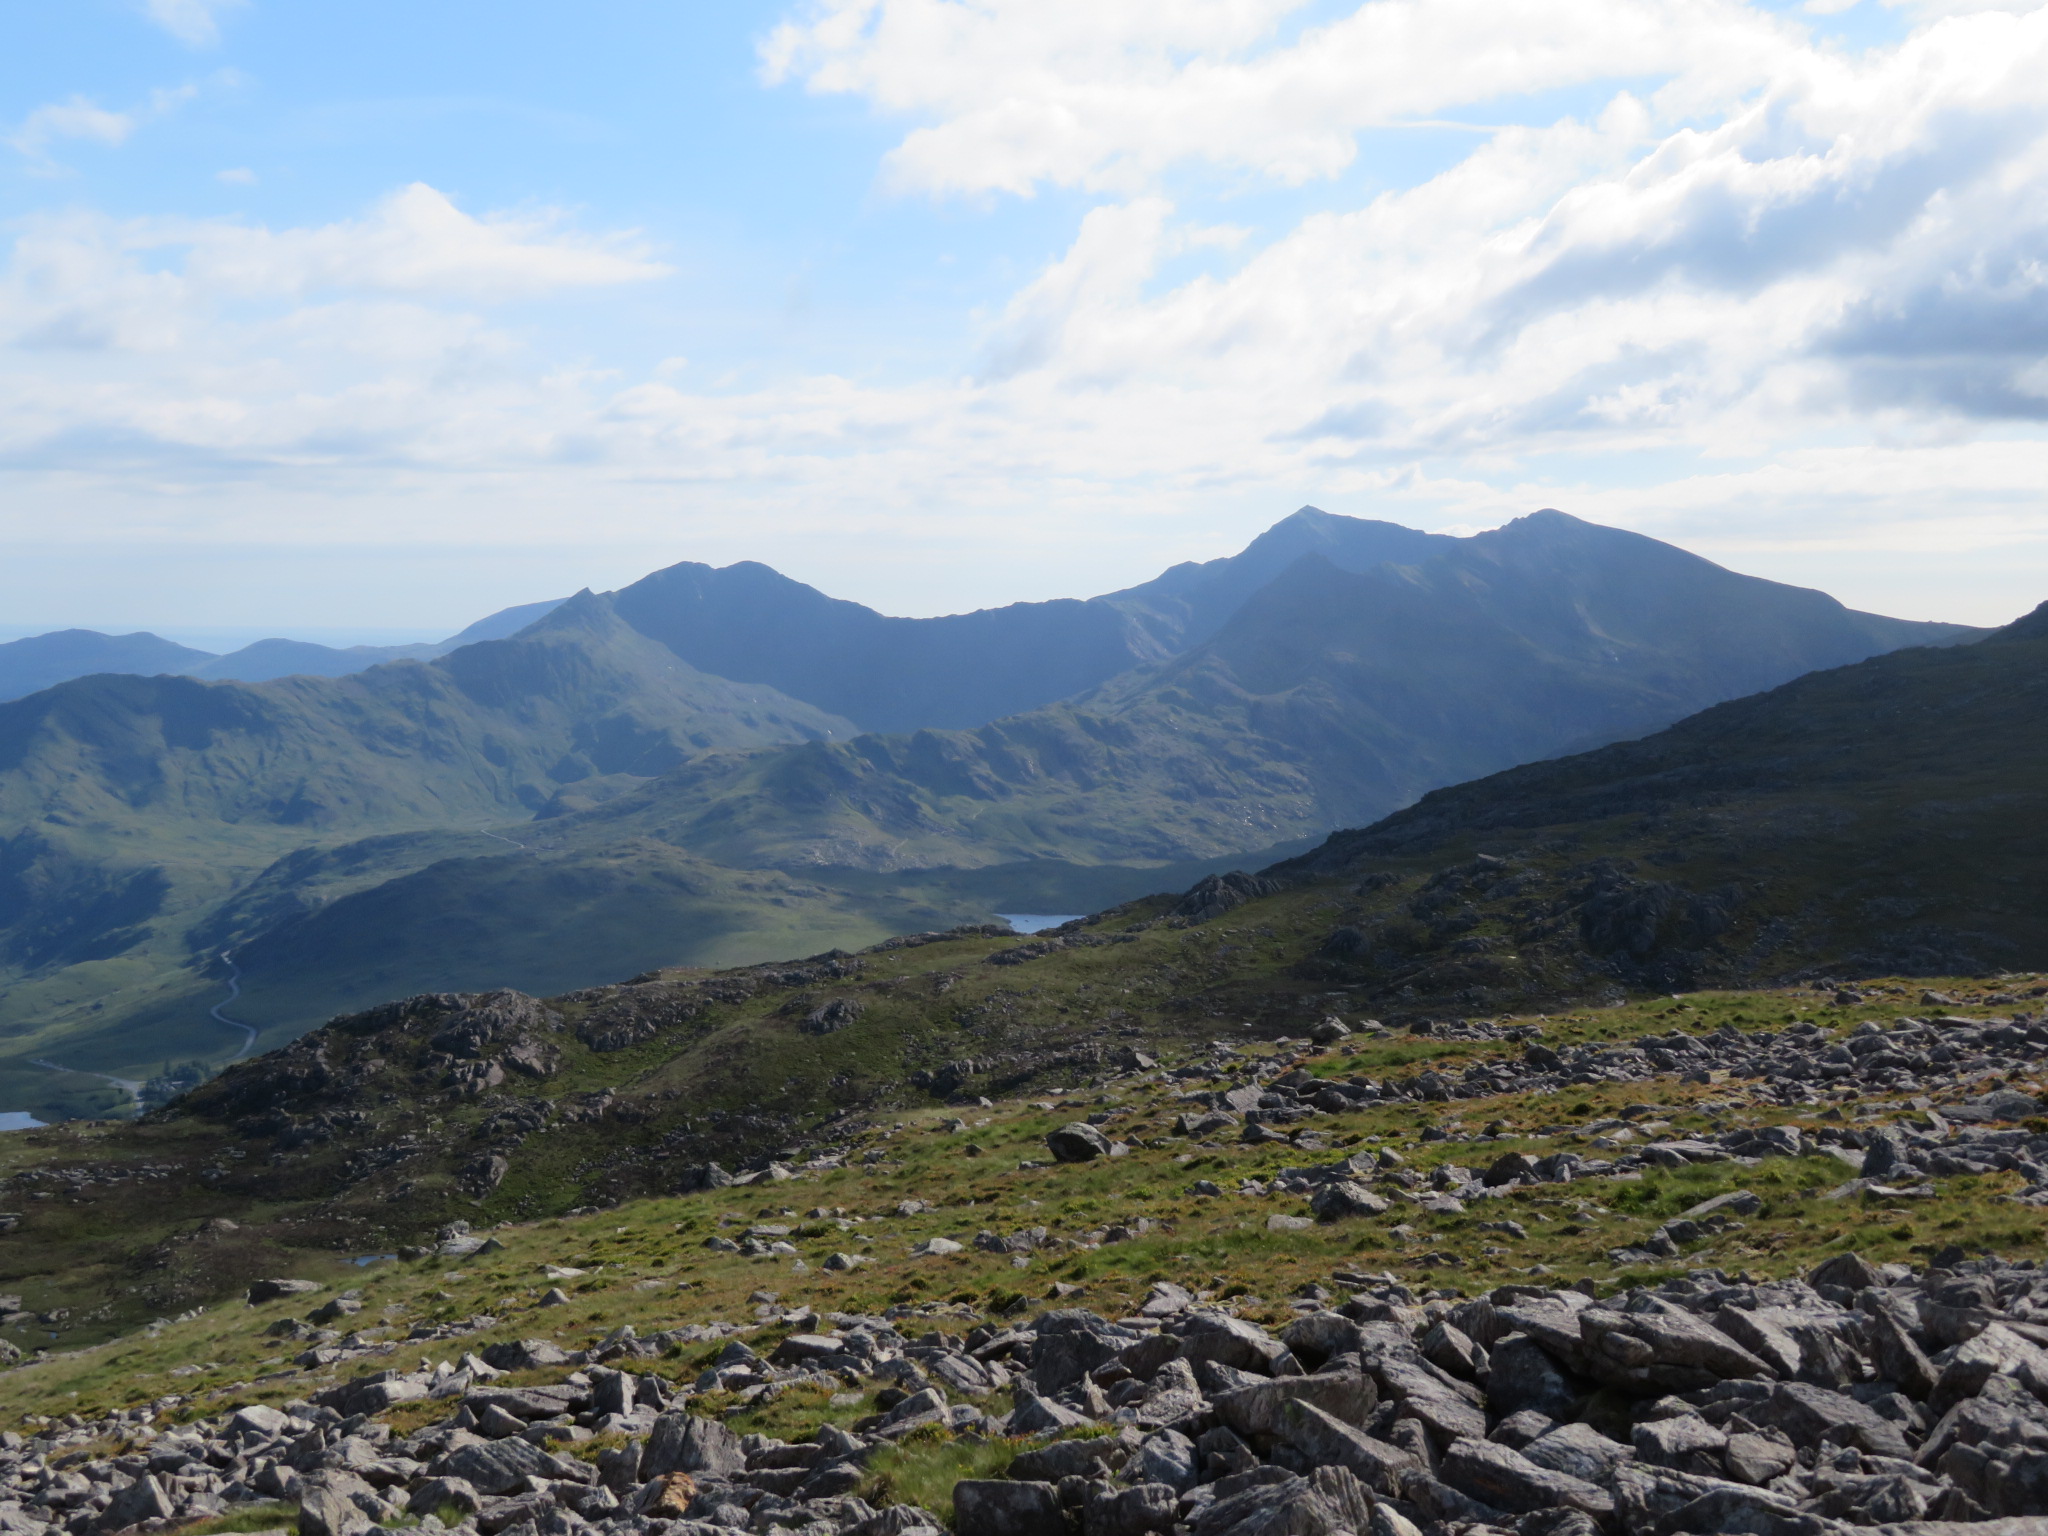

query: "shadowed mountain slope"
xmin=1276 ymin=597 xmax=2048 ymax=986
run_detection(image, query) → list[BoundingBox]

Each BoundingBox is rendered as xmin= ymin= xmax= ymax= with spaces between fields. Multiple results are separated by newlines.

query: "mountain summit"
xmin=0 ymin=507 xmax=1987 ymax=1114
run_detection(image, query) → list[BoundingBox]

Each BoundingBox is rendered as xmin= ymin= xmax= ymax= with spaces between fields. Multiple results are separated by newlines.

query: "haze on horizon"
xmin=5 ymin=0 xmax=2048 ymax=637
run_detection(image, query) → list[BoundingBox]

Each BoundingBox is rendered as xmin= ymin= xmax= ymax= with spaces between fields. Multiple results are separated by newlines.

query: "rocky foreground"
xmin=11 ymin=1240 xmax=2048 ymax=1536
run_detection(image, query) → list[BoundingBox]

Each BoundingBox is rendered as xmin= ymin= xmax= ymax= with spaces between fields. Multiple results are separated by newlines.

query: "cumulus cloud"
xmin=5 ymin=0 xmax=2048 ymax=627
xmin=763 ymin=0 xmax=1798 ymax=194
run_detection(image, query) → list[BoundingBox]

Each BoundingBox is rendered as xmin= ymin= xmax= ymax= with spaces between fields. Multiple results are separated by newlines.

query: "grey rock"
xmin=1181 ymin=1314 xmax=1287 ymax=1377
xmin=1047 ymin=1124 xmax=1114 ymax=1163
xmin=248 ymin=1278 xmax=325 ymax=1305
xmin=1419 ymin=1321 xmax=1486 ymax=1383
xmin=1009 ymin=1440 xmax=1118 ymax=1483
xmin=641 ymin=1412 xmax=746 ymax=1479
xmin=1269 ymin=1399 xmax=1417 ymax=1495
xmin=1865 ymin=1305 xmax=1940 ymax=1400
xmin=1309 ymin=1182 xmax=1389 ymax=1221
xmin=1190 ymin=1472 xmax=1345 ymax=1536
xmin=1757 ymin=1381 xmax=1914 ymax=1460
xmin=1488 ymin=1409 xmax=1555 ymax=1449
xmin=407 ymin=1478 xmax=483 ymax=1518
xmin=1211 ymin=1370 xmax=1376 ymax=1438
xmin=1486 ymin=1333 xmax=1582 ymax=1421
xmin=1033 ymin=1310 xmax=1134 ymax=1392
xmin=1579 ymin=1306 xmax=1774 ymax=1392
xmin=954 ymin=1480 xmax=1064 ymax=1536
xmin=1131 ymin=1430 xmax=1198 ymax=1492
xmin=1633 ymin=1414 xmax=1727 ymax=1476
xmin=1083 ymin=1482 xmax=1176 ymax=1536
xmin=297 ymin=1474 xmax=379 ymax=1536
xmin=98 ymin=1476 xmax=174 ymax=1533
xmin=1931 ymin=1322 xmax=2048 ymax=1412
xmin=1439 ymin=1440 xmax=1613 ymax=1520
xmin=1521 ymin=1422 xmax=1634 ymax=1484
xmin=431 ymin=1439 xmax=568 ymax=1496
xmin=1723 ymin=1431 xmax=1796 ymax=1487
xmin=1008 ymin=1389 xmax=1092 ymax=1434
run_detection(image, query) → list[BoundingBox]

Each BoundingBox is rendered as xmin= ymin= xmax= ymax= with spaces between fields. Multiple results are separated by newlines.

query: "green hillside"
xmin=0 ymin=601 xmax=852 ymax=1109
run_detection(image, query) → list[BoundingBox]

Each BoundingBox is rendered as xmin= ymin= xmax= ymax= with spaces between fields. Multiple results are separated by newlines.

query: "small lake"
xmin=998 ymin=913 xmax=1084 ymax=935
xmin=0 ymin=1112 xmax=45 ymax=1132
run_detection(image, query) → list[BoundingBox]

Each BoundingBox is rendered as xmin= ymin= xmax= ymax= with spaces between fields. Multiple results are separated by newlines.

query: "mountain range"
xmin=0 ymin=597 xmax=566 ymax=701
xmin=2 ymin=585 xmax=2042 ymax=1350
xmin=0 ymin=506 xmax=1984 ymax=1118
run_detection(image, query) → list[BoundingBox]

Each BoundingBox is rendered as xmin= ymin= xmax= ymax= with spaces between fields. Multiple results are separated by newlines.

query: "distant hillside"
xmin=599 ymin=509 xmax=1462 ymax=731
xmin=0 ymin=629 xmax=213 ymax=701
xmin=0 ymin=507 xmax=1989 ymax=1110
xmin=536 ymin=511 xmax=1983 ymax=873
xmin=0 ymin=597 xmax=570 ymax=700
xmin=0 ymin=599 xmax=851 ymax=1095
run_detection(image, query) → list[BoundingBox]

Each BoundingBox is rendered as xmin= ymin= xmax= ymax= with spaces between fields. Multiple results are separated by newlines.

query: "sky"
xmin=4 ymin=0 xmax=2048 ymax=640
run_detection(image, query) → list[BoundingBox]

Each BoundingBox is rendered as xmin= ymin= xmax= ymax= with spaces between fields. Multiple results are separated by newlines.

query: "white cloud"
xmin=763 ymin=0 xmax=1800 ymax=194
xmin=216 ymin=166 xmax=256 ymax=184
xmin=7 ymin=85 xmax=200 ymax=172
xmin=143 ymin=0 xmax=247 ymax=48
xmin=177 ymin=183 xmax=671 ymax=300
xmin=7 ymin=98 xmax=136 ymax=156
xmin=3 ymin=0 xmax=2048 ymax=630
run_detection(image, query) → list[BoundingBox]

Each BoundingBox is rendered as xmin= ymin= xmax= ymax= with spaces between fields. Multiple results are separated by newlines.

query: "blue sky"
xmin=3 ymin=0 xmax=2046 ymax=639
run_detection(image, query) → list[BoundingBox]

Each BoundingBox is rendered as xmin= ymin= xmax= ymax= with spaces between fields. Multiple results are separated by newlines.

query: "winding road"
xmin=209 ymin=950 xmax=260 ymax=1061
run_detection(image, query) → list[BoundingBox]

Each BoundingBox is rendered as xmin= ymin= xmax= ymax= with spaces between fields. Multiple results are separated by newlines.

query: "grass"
xmin=176 ymin=1504 xmax=298 ymax=1536
xmin=863 ymin=1435 xmax=1023 ymax=1523
xmin=1 ymin=969 xmax=2043 ymax=1427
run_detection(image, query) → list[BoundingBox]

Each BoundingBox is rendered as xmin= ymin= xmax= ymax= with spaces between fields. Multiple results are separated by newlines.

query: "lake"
xmin=998 ymin=913 xmax=1084 ymax=934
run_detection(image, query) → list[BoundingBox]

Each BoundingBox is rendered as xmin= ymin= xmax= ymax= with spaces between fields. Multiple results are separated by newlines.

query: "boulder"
xmin=1486 ymin=1333 xmax=1582 ymax=1421
xmin=1440 ymin=1440 xmax=1615 ymax=1520
xmin=1212 ymin=1369 xmax=1377 ymax=1437
xmin=1270 ymin=1399 xmax=1418 ymax=1495
xmin=1083 ymin=1482 xmax=1177 ymax=1536
xmin=955 ymin=1480 xmax=1065 ymax=1536
xmin=1132 ymin=1429 xmax=1198 ymax=1491
xmin=1047 ymin=1124 xmax=1113 ymax=1163
xmin=98 ymin=1476 xmax=174 ymax=1533
xmin=1520 ymin=1422 xmax=1635 ymax=1485
xmin=1579 ymin=1305 xmax=1774 ymax=1392
xmin=1310 ymin=1181 xmax=1389 ymax=1221
xmin=247 ymin=1278 xmax=323 ymax=1305
xmin=1633 ymin=1414 xmax=1727 ymax=1476
xmin=1190 ymin=1471 xmax=1347 ymax=1536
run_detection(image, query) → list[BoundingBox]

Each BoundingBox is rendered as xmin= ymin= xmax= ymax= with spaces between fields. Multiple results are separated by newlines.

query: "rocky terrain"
xmin=10 ymin=1215 xmax=2048 ymax=1536
xmin=2 ymin=961 xmax=2047 ymax=1535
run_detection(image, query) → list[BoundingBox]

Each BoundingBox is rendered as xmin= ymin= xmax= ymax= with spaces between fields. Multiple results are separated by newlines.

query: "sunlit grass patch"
xmin=863 ymin=1434 xmax=1022 ymax=1524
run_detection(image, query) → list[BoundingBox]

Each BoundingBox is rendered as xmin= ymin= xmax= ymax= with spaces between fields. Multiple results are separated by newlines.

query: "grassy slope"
xmin=0 ymin=970 xmax=2040 ymax=1428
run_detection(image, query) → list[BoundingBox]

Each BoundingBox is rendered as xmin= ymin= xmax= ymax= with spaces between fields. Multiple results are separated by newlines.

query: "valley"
xmin=0 ymin=510 xmax=1983 ymax=1115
